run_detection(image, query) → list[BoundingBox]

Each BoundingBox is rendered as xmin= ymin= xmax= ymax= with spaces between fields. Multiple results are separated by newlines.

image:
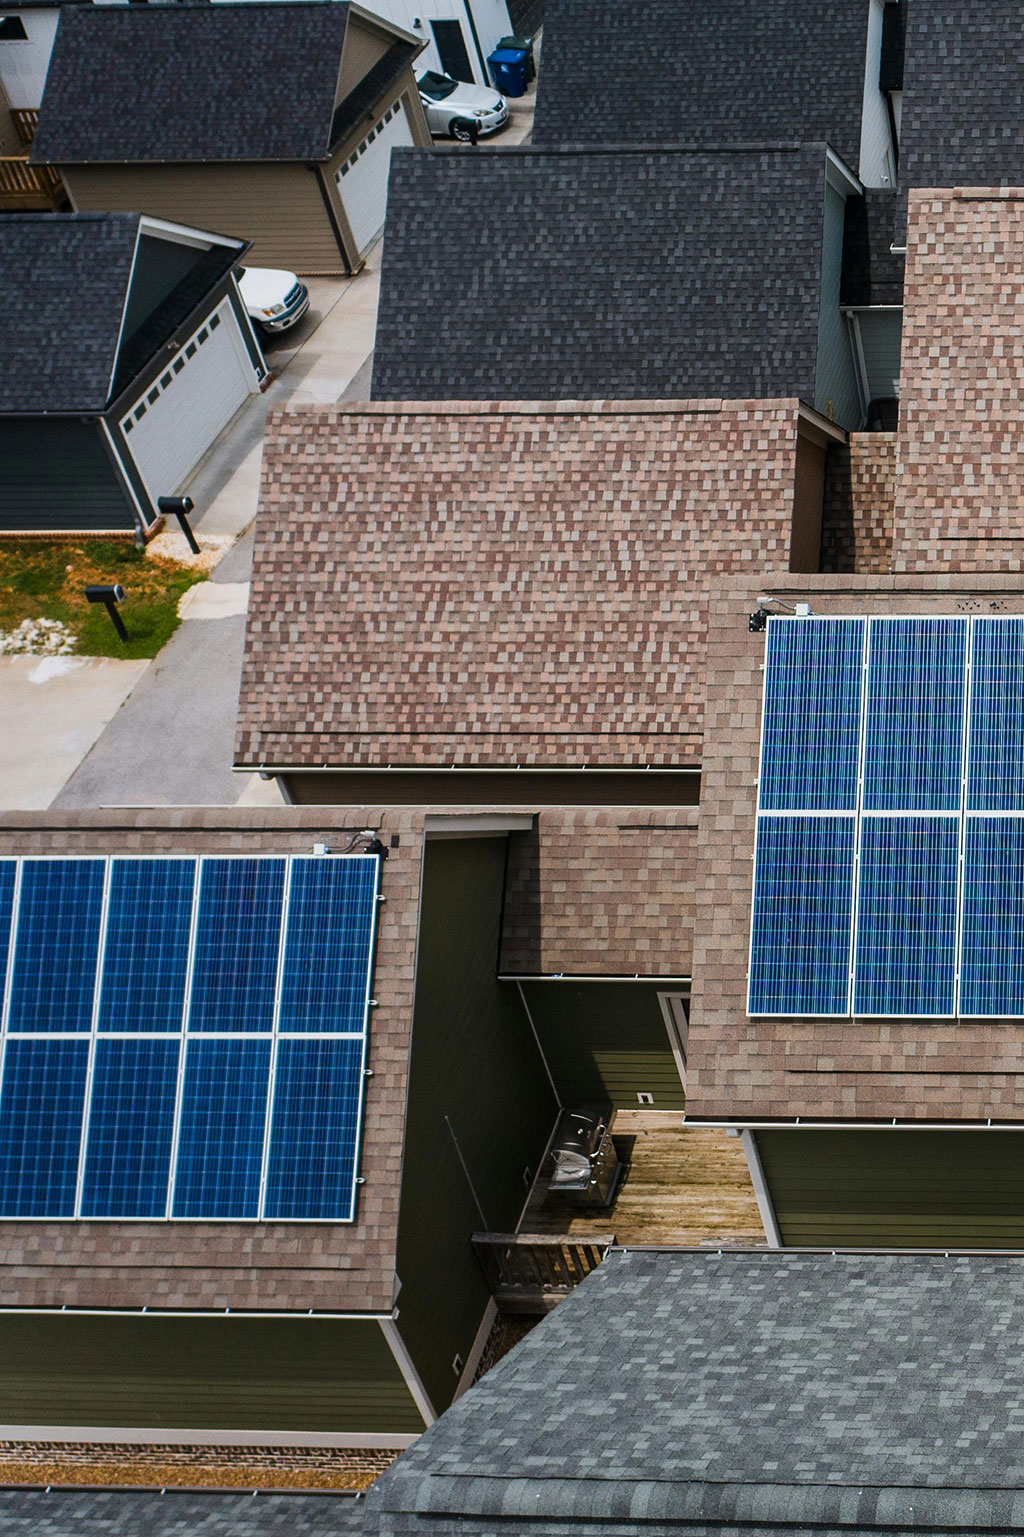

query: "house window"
xmin=0 ymin=17 xmax=28 ymax=40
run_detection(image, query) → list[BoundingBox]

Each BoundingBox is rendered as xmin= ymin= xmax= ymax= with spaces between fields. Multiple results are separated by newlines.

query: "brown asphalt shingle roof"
xmin=236 ymin=400 xmax=810 ymax=773
xmin=893 ymin=189 xmax=1024 ymax=573
xmin=0 ymin=808 xmax=422 ymax=1314
xmin=499 ymin=808 xmax=699 ymax=977
xmin=686 ymin=574 xmax=1024 ymax=1123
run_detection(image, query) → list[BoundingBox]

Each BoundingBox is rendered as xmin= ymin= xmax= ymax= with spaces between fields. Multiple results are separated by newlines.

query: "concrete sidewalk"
xmin=0 ymin=656 xmax=148 ymax=811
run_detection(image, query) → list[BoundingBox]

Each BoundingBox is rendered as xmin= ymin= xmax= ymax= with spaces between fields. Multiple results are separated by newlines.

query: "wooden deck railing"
xmin=11 ymin=108 xmax=38 ymax=146
xmin=0 ymin=155 xmax=63 ymax=207
xmin=472 ymin=1232 xmax=614 ymax=1314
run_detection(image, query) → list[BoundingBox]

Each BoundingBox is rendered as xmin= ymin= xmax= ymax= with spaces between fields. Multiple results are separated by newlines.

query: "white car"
xmin=237 ymin=265 xmax=309 ymax=337
xmin=417 ymin=71 xmax=509 ymax=140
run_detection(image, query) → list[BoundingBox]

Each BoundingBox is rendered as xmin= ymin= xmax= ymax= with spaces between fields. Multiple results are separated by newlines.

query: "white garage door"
xmin=335 ymin=98 xmax=414 ymax=257
xmin=120 ymin=301 xmax=256 ymax=505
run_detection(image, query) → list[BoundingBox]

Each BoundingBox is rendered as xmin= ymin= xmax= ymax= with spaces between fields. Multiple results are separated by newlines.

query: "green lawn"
xmin=0 ymin=540 xmax=205 ymax=660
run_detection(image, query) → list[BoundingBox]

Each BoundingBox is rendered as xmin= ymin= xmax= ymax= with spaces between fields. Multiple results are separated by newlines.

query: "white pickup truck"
xmin=236 ymin=266 xmax=309 ymax=338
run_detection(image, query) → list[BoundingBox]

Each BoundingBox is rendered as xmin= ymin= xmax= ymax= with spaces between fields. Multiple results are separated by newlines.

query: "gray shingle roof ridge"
xmin=407 ymin=139 xmax=830 ymax=157
xmin=373 ymin=1471 xmax=1024 ymax=1527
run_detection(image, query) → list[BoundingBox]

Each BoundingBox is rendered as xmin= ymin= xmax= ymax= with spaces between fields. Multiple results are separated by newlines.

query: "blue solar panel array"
xmin=749 ymin=615 xmax=1024 ymax=1018
xmin=0 ymin=854 xmax=380 ymax=1220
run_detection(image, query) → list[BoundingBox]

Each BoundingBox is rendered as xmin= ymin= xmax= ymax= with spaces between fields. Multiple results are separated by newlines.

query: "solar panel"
xmin=0 ymin=853 xmax=380 ymax=1221
xmin=960 ymin=817 xmax=1024 ymax=1017
xmin=264 ymin=1038 xmax=365 ymax=1221
xmin=757 ymin=618 xmax=865 ymax=812
xmin=172 ymin=1037 xmax=270 ymax=1219
xmin=0 ymin=1038 xmax=89 ymax=1216
xmin=279 ymin=858 xmax=378 ymax=1032
xmin=8 ymin=860 xmax=105 ymax=1033
xmin=967 ymin=618 xmax=1024 ymax=812
xmin=853 ymin=818 xmax=959 ymax=1016
xmin=748 ymin=816 xmax=855 ymax=1015
xmin=862 ymin=618 xmax=967 ymax=812
xmin=98 ymin=859 xmax=195 ymax=1032
xmin=80 ymin=1038 xmax=178 ymax=1218
xmin=749 ymin=613 xmax=1024 ymax=1020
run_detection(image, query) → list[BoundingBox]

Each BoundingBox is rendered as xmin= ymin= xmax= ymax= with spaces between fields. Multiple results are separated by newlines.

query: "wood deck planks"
xmin=520 ymin=1115 xmax=766 ymax=1248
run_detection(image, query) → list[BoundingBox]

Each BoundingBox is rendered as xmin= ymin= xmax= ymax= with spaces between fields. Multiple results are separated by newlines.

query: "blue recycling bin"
xmin=487 ymin=46 xmax=528 ymax=97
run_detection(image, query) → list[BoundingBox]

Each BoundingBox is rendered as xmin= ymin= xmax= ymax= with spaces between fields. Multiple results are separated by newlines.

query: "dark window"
xmin=185 ymin=342 xmax=196 ymax=358
xmin=0 ymin=17 xmax=28 ymax=40
xmin=147 ymin=388 xmax=159 ymax=405
xmin=209 ymin=313 xmax=220 ymax=331
xmin=160 ymin=372 xmax=172 ymax=389
xmin=173 ymin=358 xmax=185 ymax=373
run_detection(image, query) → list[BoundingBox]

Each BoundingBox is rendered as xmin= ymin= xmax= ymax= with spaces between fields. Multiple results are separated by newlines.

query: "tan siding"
xmin=336 ymin=12 xmax=392 ymax=99
xmin=62 ymin=163 xmax=345 ymax=274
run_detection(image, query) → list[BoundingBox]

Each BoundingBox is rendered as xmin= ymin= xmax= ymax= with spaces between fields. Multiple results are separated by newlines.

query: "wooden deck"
xmin=519 ymin=1112 xmax=767 ymax=1248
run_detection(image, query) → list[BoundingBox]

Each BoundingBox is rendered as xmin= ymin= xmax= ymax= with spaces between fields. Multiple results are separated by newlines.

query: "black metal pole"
xmin=174 ymin=509 xmax=201 ymax=556
xmin=104 ymin=599 xmax=128 ymax=643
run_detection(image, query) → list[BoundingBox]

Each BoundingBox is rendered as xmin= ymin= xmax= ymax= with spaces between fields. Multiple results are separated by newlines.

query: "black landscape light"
xmin=158 ymin=494 xmax=200 ymax=555
xmin=85 ymin=583 xmax=128 ymax=643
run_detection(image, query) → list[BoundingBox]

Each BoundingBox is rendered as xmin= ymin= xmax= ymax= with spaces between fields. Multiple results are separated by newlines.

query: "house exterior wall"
xmin=337 ymin=8 xmax=396 ymax=96
xmin=755 ymin=1129 xmax=1024 ymax=1249
xmin=0 ymin=7 xmax=57 ymax=108
xmin=356 ymin=0 xmax=513 ymax=85
xmin=0 ymin=1314 xmax=424 ymax=1437
xmin=0 ymin=418 xmax=135 ymax=535
xmin=104 ymin=273 xmax=266 ymax=530
xmin=395 ymin=837 xmax=556 ymax=1416
xmin=0 ymin=76 xmax=20 ymax=155
xmin=62 ymin=163 xmax=345 ymax=274
xmin=320 ymin=77 xmax=431 ymax=271
xmin=519 ymin=981 xmax=686 ymax=1111
xmin=815 ymin=181 xmax=862 ymax=430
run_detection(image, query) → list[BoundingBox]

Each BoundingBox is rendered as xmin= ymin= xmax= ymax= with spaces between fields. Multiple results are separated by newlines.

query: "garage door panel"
xmin=335 ymin=99 xmax=413 ymax=257
xmin=121 ymin=301 xmax=255 ymax=505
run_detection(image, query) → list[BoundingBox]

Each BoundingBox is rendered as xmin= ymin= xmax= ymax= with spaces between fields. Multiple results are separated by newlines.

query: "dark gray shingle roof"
xmin=0 ymin=1490 xmax=365 ymax=1535
xmin=372 ymin=145 xmax=828 ymax=402
xmin=531 ymin=0 xmax=871 ymax=168
xmin=362 ymin=1250 xmax=1024 ymax=1534
xmin=0 ymin=213 xmax=139 ymax=414
xmin=900 ymin=1 xmax=1024 ymax=199
xmin=31 ymin=2 xmax=349 ymax=165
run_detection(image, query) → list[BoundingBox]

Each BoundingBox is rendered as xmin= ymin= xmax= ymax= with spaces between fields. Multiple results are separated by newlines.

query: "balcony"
xmin=1 ymin=109 xmax=65 ymax=209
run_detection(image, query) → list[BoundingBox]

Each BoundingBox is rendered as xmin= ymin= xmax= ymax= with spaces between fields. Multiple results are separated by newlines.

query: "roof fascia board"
xmin=347 ymin=1 xmax=422 ymax=49
xmin=138 ymin=214 xmax=245 ymax=253
xmin=825 ymin=145 xmax=863 ymax=198
xmin=796 ymin=401 xmax=847 ymax=445
xmin=424 ymin=814 xmax=535 ymax=836
xmin=105 ymin=216 xmax=142 ymax=406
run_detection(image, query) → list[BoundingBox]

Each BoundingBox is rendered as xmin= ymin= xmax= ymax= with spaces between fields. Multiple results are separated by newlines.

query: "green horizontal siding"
xmin=0 ymin=420 xmax=135 ymax=533
xmin=0 ymin=1314 xmax=424 ymax=1434
xmin=396 ymin=838 xmax=556 ymax=1415
xmin=757 ymin=1129 xmax=1024 ymax=1249
xmin=520 ymin=982 xmax=685 ymax=1110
